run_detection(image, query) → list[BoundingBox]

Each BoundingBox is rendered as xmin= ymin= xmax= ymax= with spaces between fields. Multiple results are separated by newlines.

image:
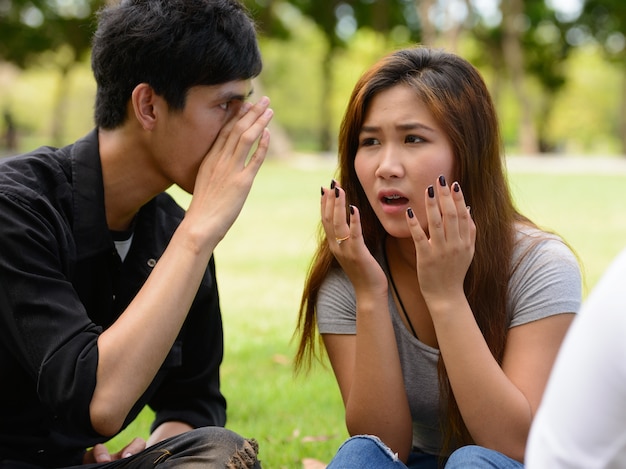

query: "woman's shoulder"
xmin=507 ymin=223 xmax=582 ymax=326
xmin=513 ymin=223 xmax=577 ymax=265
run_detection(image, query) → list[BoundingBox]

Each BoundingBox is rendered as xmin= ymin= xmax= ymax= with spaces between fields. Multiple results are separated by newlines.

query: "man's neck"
xmin=98 ymin=127 xmax=166 ymax=231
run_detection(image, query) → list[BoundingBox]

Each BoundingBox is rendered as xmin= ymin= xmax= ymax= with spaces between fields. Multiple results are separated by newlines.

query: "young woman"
xmin=294 ymin=46 xmax=581 ymax=468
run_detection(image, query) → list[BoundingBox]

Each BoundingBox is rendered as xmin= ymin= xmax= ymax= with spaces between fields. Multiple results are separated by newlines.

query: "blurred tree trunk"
xmin=443 ymin=20 xmax=462 ymax=53
xmin=51 ymin=64 xmax=71 ymax=147
xmin=320 ymin=46 xmax=333 ymax=152
xmin=253 ymin=79 xmax=292 ymax=159
xmin=536 ymin=92 xmax=556 ymax=152
xmin=501 ymin=0 xmax=539 ymax=154
xmin=621 ymin=71 xmax=626 ymax=155
xmin=416 ymin=0 xmax=437 ymax=45
xmin=371 ymin=1 xmax=390 ymax=32
xmin=441 ymin=0 xmax=473 ymax=52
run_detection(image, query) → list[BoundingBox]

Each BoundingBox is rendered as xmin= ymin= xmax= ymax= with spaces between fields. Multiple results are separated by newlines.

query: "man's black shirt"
xmin=0 ymin=131 xmax=226 ymax=467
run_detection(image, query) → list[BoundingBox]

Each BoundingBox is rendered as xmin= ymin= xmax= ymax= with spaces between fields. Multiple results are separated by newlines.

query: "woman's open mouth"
xmin=382 ymin=194 xmax=409 ymax=206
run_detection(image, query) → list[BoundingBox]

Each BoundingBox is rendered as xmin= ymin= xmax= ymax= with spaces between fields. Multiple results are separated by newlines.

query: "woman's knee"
xmin=445 ymin=445 xmax=523 ymax=469
xmin=327 ymin=435 xmax=403 ymax=468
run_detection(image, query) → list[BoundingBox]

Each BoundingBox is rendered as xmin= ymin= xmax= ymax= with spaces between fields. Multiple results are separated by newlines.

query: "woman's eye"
xmin=360 ymin=137 xmax=379 ymax=147
xmin=219 ymin=101 xmax=231 ymax=111
xmin=405 ymin=135 xmax=424 ymax=144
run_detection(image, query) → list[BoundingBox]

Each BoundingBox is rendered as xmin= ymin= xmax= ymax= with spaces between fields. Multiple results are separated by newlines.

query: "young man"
xmin=0 ymin=0 xmax=273 ymax=467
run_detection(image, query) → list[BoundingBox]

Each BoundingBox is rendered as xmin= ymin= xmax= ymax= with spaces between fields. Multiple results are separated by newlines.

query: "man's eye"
xmin=219 ymin=101 xmax=231 ymax=111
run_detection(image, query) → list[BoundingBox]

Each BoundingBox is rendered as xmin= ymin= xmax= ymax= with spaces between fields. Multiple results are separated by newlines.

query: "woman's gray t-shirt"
xmin=316 ymin=227 xmax=582 ymax=455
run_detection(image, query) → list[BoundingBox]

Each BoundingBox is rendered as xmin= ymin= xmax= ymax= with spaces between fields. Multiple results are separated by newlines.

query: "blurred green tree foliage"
xmin=1 ymin=0 xmax=626 ymax=155
xmin=0 ymin=0 xmax=102 ymax=67
xmin=469 ymin=0 xmax=576 ymax=153
xmin=244 ymin=0 xmax=612 ymax=154
xmin=0 ymin=0 xmax=105 ymax=145
xmin=245 ymin=0 xmax=422 ymax=151
xmin=579 ymin=0 xmax=626 ymax=152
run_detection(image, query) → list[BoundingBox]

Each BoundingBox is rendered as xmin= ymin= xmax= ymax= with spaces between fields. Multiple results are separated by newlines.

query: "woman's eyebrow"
xmin=360 ymin=122 xmax=436 ymax=133
xmin=397 ymin=122 xmax=436 ymax=132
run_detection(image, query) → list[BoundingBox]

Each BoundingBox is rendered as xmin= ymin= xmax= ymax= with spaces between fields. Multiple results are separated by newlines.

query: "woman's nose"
xmin=375 ymin=145 xmax=404 ymax=179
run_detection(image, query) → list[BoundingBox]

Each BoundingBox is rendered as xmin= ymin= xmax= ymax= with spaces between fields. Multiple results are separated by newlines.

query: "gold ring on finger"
xmin=335 ymin=234 xmax=350 ymax=245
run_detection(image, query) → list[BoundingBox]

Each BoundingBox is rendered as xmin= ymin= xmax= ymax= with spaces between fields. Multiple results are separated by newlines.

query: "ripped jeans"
xmin=326 ymin=435 xmax=523 ymax=469
xmin=1 ymin=427 xmax=261 ymax=469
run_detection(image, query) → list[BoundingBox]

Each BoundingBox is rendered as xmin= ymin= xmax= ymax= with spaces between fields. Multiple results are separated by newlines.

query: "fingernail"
xmin=427 ymin=185 xmax=435 ymax=198
xmin=453 ymin=182 xmax=460 ymax=192
xmin=330 ymin=179 xmax=336 ymax=190
xmin=335 ymin=187 xmax=339 ymax=198
xmin=321 ymin=187 xmax=325 ymax=196
xmin=407 ymin=207 xmax=414 ymax=219
xmin=438 ymin=175 xmax=446 ymax=187
xmin=123 ymin=453 xmax=132 ymax=458
xmin=349 ymin=205 xmax=355 ymax=215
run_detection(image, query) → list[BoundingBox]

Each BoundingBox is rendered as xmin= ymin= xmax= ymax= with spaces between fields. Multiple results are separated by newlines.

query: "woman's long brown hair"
xmin=294 ymin=46 xmax=533 ymax=455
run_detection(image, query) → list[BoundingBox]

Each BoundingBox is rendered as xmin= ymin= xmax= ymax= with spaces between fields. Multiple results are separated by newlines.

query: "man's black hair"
xmin=91 ymin=0 xmax=262 ymax=129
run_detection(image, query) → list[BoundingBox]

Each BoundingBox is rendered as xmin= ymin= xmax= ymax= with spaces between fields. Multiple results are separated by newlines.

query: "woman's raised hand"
xmin=405 ymin=175 xmax=476 ymax=306
xmin=321 ymin=181 xmax=387 ymax=295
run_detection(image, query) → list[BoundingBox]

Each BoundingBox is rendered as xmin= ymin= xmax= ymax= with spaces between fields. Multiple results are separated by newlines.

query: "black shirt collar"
xmin=70 ymin=129 xmax=111 ymax=258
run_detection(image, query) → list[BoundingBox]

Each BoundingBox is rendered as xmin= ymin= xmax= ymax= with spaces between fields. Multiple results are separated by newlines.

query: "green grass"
xmin=108 ymin=156 xmax=626 ymax=468
xmin=508 ymin=168 xmax=626 ymax=291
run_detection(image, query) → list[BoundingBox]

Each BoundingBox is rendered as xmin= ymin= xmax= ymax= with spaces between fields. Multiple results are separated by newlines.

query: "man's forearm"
xmin=147 ymin=421 xmax=194 ymax=447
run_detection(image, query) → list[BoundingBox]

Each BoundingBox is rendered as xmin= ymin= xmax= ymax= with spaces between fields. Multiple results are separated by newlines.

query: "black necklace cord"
xmin=383 ymin=245 xmax=418 ymax=339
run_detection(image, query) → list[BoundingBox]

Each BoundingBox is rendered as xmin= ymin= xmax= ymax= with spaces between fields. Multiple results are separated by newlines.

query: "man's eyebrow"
xmin=217 ymin=88 xmax=254 ymax=101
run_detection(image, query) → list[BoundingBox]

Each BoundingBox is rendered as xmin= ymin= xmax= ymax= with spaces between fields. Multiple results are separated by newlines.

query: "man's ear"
xmin=131 ymin=83 xmax=160 ymax=130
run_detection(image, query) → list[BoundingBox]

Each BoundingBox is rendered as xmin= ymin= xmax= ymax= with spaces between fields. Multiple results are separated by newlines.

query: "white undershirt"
xmin=114 ymin=234 xmax=133 ymax=262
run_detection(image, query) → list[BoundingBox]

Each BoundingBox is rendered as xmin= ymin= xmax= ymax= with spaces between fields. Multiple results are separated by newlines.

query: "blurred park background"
xmin=2 ymin=0 xmax=626 ymax=156
xmin=2 ymin=1 xmax=626 ymax=468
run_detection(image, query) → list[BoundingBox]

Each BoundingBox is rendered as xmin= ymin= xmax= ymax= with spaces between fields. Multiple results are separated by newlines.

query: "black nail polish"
xmin=453 ymin=182 xmax=460 ymax=192
xmin=427 ymin=185 xmax=435 ymax=198
xmin=330 ymin=179 xmax=336 ymax=190
xmin=335 ymin=187 xmax=340 ymax=198
xmin=407 ymin=207 xmax=414 ymax=219
xmin=349 ymin=205 xmax=355 ymax=215
xmin=321 ymin=187 xmax=325 ymax=196
xmin=438 ymin=175 xmax=446 ymax=187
